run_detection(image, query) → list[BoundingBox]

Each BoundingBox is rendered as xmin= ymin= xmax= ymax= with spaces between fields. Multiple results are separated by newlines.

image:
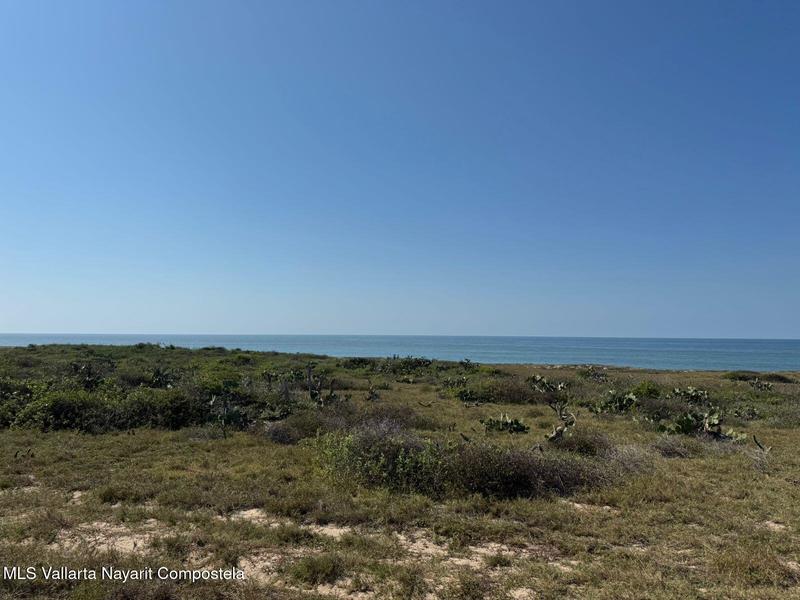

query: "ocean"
xmin=0 ymin=334 xmax=798 ymax=371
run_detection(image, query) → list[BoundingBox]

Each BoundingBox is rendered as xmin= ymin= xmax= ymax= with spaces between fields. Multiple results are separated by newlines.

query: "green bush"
xmin=590 ymin=389 xmax=637 ymax=414
xmin=481 ymin=413 xmax=529 ymax=434
xmin=69 ymin=360 xmax=108 ymax=391
xmin=338 ymin=357 xmax=373 ymax=370
xmin=0 ymin=378 xmax=39 ymax=427
xmin=631 ymin=380 xmax=661 ymax=399
xmin=670 ymin=387 xmax=710 ymax=405
xmin=527 ymin=374 xmax=569 ymax=396
xmin=15 ymin=390 xmax=115 ymax=433
xmin=13 ymin=386 xmax=221 ymax=433
xmin=456 ymin=387 xmax=488 ymax=404
xmin=267 ymin=399 xmax=437 ymax=446
xmin=658 ymin=406 xmax=745 ymax=442
xmin=314 ymin=428 xmax=613 ymax=499
xmin=454 ymin=379 xmax=539 ymax=405
xmin=314 ymin=428 xmax=445 ymax=495
xmin=446 ymin=442 xmax=607 ymax=498
xmin=637 ymin=395 xmax=686 ymax=423
xmin=723 ymin=371 xmax=794 ymax=384
xmin=118 ymin=388 xmax=213 ymax=429
xmin=114 ymin=359 xmax=156 ymax=388
xmin=115 ymin=360 xmax=176 ymax=389
xmin=377 ymin=356 xmax=433 ymax=377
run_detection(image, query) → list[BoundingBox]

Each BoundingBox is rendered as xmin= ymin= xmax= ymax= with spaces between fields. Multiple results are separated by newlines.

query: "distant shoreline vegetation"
xmin=0 ymin=335 xmax=799 ymax=370
xmin=0 ymin=344 xmax=796 ymax=436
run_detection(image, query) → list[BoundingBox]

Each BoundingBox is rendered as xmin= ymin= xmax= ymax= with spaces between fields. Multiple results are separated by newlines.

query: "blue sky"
xmin=1 ymin=1 xmax=798 ymax=337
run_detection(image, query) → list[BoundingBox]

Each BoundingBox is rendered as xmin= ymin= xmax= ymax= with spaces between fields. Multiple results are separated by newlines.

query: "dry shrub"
xmin=549 ymin=427 xmax=614 ymax=456
xmin=315 ymin=427 xmax=619 ymax=499
xmin=651 ymin=434 xmax=708 ymax=458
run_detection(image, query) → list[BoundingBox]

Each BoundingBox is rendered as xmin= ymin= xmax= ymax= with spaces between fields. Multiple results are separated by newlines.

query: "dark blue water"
xmin=0 ymin=334 xmax=798 ymax=371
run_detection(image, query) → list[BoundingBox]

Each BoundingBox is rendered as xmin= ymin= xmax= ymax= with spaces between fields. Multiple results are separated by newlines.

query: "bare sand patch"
xmin=548 ymin=559 xmax=579 ymax=572
xmin=762 ymin=520 xmax=787 ymax=532
xmin=239 ymin=550 xmax=286 ymax=583
xmin=565 ymin=500 xmax=620 ymax=514
xmin=316 ymin=579 xmax=375 ymax=599
xmin=395 ymin=529 xmax=447 ymax=558
xmin=223 ymin=508 xmax=286 ymax=527
xmin=52 ymin=519 xmax=161 ymax=554
xmin=307 ymin=523 xmax=353 ymax=540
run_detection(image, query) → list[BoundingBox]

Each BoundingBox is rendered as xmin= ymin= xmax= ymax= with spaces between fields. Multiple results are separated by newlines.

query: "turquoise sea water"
xmin=0 ymin=334 xmax=798 ymax=371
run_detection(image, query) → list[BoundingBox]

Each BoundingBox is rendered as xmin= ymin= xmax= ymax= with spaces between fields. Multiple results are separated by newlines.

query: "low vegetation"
xmin=1 ymin=344 xmax=799 ymax=599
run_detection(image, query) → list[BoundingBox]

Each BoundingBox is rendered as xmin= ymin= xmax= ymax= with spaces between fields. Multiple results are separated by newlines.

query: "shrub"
xmin=670 ymin=387 xmax=709 ymax=405
xmin=766 ymin=403 xmax=800 ymax=428
xmin=314 ymin=429 xmax=613 ymax=499
xmin=121 ymin=388 xmax=214 ymax=430
xmin=441 ymin=376 xmax=468 ymax=390
xmin=658 ymin=407 xmax=746 ymax=442
xmin=0 ymin=378 xmax=38 ymax=427
xmin=631 ymin=380 xmax=661 ymax=399
xmin=361 ymin=403 xmax=434 ymax=430
xmin=651 ymin=435 xmax=707 ymax=458
xmin=314 ymin=427 xmax=445 ymax=495
xmin=338 ymin=357 xmax=373 ymax=370
xmin=453 ymin=378 xmax=541 ymax=405
xmin=723 ymin=370 xmax=760 ymax=382
xmin=761 ymin=373 xmax=796 ymax=384
xmin=264 ymin=421 xmax=302 ymax=445
xmin=260 ymin=382 xmax=303 ymax=421
xmin=606 ymin=444 xmax=655 ymax=474
xmin=446 ymin=443 xmax=609 ymax=498
xmin=266 ymin=400 xmax=433 ymax=446
xmin=732 ymin=405 xmax=760 ymax=420
xmin=577 ymin=365 xmax=609 ymax=382
xmin=549 ymin=427 xmax=614 ymax=456
xmin=290 ymin=553 xmax=345 ymax=585
xmin=527 ymin=374 xmax=568 ymax=395
xmin=723 ymin=371 xmax=794 ymax=384
xmin=114 ymin=360 xmax=155 ymax=388
xmin=455 ymin=387 xmax=487 ymax=405
xmin=377 ymin=356 xmax=433 ymax=377
xmin=69 ymin=361 xmax=108 ymax=391
xmin=394 ymin=566 xmax=428 ymax=599
xmin=637 ymin=396 xmax=686 ymax=423
xmin=443 ymin=570 xmax=491 ymax=600
xmin=273 ymin=409 xmax=340 ymax=442
xmin=748 ymin=378 xmax=773 ymax=392
xmin=590 ymin=389 xmax=637 ymax=414
xmin=481 ymin=413 xmax=529 ymax=434
xmin=484 ymin=553 xmax=512 ymax=568
xmin=15 ymin=390 xmax=115 ymax=433
xmin=484 ymin=378 xmax=540 ymax=404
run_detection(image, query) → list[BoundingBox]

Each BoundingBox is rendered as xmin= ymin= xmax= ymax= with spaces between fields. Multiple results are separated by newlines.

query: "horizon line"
xmin=2 ymin=333 xmax=799 ymax=342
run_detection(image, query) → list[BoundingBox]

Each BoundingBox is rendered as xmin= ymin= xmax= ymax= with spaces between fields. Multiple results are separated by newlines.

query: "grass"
xmin=0 ymin=344 xmax=799 ymax=598
xmin=289 ymin=553 xmax=347 ymax=586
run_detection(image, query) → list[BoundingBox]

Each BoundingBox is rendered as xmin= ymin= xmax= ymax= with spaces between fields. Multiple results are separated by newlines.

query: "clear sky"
xmin=1 ymin=1 xmax=798 ymax=338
